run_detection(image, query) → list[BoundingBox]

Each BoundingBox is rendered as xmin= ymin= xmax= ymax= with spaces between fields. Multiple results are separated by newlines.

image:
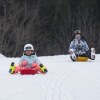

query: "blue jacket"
xmin=69 ymin=38 xmax=89 ymax=55
xmin=19 ymin=54 xmax=41 ymax=67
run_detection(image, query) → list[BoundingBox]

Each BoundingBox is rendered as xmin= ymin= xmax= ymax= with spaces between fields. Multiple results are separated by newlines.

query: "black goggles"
xmin=25 ymin=47 xmax=32 ymax=50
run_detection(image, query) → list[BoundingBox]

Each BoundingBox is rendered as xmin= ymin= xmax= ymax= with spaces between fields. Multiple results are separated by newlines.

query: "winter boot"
xmin=91 ymin=48 xmax=95 ymax=60
xmin=40 ymin=64 xmax=48 ymax=74
xmin=70 ymin=53 xmax=76 ymax=61
xmin=9 ymin=62 xmax=16 ymax=74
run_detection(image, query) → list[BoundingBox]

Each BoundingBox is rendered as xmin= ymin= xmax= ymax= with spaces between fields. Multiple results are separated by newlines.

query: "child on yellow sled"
xmin=69 ymin=30 xmax=95 ymax=61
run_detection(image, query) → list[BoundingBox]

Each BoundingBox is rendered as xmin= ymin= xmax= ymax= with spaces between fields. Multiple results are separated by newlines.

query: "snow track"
xmin=44 ymin=72 xmax=68 ymax=100
xmin=0 ymin=55 xmax=100 ymax=100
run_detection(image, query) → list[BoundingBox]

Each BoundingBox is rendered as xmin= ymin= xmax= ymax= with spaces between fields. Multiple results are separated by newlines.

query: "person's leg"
xmin=32 ymin=63 xmax=43 ymax=73
xmin=86 ymin=48 xmax=95 ymax=60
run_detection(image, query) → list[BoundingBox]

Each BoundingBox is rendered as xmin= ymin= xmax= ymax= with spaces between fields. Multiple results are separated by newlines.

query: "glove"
xmin=21 ymin=60 xmax=28 ymax=66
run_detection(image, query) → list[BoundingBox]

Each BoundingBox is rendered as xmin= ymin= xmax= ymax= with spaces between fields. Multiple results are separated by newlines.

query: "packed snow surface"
xmin=0 ymin=54 xmax=100 ymax=100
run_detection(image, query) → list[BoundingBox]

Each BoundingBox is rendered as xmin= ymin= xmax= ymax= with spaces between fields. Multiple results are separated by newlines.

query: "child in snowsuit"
xmin=9 ymin=44 xmax=47 ymax=74
xmin=69 ymin=30 xmax=95 ymax=61
xmin=19 ymin=44 xmax=47 ymax=73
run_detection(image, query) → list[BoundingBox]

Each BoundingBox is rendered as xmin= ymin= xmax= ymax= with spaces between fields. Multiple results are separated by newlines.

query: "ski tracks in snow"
xmin=40 ymin=70 xmax=72 ymax=100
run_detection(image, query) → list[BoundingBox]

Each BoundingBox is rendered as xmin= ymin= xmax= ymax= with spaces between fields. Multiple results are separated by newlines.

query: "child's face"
xmin=25 ymin=50 xmax=33 ymax=55
xmin=75 ymin=34 xmax=81 ymax=40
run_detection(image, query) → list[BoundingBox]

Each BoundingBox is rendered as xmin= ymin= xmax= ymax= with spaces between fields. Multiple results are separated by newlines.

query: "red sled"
xmin=14 ymin=66 xmax=42 ymax=75
xmin=20 ymin=67 xmax=37 ymax=75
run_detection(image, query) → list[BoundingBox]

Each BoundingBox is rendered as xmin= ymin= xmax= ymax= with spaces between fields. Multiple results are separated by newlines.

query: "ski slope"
xmin=0 ymin=54 xmax=100 ymax=100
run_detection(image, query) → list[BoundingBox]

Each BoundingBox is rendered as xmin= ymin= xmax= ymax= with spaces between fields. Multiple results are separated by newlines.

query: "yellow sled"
xmin=76 ymin=57 xmax=88 ymax=62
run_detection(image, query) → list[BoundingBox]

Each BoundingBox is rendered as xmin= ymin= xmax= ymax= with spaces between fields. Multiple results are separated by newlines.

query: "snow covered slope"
xmin=0 ymin=54 xmax=100 ymax=100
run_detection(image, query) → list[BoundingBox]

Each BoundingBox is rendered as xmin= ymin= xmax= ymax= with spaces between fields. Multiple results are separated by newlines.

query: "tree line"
xmin=0 ymin=0 xmax=100 ymax=57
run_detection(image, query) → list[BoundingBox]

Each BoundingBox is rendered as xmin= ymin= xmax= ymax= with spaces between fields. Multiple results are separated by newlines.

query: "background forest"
xmin=0 ymin=0 xmax=100 ymax=57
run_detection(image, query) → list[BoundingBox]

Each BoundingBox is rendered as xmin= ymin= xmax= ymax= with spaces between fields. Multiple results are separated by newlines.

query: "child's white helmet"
xmin=24 ymin=44 xmax=34 ymax=51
